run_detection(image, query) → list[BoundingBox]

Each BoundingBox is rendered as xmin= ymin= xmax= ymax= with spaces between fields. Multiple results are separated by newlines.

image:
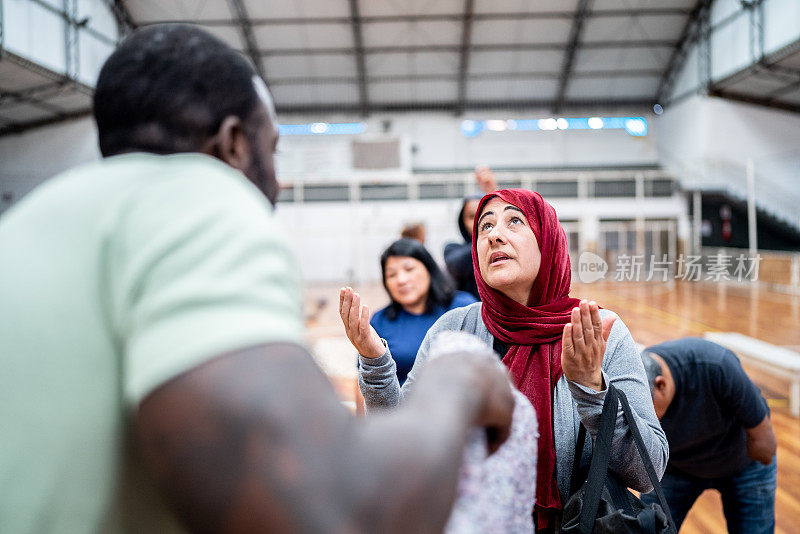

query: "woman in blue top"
xmin=367 ymin=238 xmax=476 ymax=385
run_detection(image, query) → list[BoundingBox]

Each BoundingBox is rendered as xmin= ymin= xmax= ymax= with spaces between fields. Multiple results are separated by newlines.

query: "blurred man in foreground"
xmin=0 ymin=25 xmax=513 ymax=533
xmin=640 ymin=338 xmax=777 ymax=534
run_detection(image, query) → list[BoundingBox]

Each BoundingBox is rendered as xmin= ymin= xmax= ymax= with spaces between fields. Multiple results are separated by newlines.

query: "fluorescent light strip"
xmin=461 ymin=117 xmax=648 ymax=137
xmin=278 ymin=122 xmax=367 ymax=136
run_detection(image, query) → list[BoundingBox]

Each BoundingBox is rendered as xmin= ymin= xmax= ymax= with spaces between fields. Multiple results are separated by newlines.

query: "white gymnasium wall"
xmin=0 ymin=110 xmax=675 ymax=284
xmin=276 ymin=198 xmax=466 ymax=285
xmin=0 ymin=117 xmax=99 ymax=214
xmin=277 ymin=111 xmax=660 ymax=178
xmin=2 ymin=110 xmax=660 ymax=208
xmin=278 ymin=195 xmax=687 ymax=284
xmin=656 ymin=94 xmax=800 ymax=229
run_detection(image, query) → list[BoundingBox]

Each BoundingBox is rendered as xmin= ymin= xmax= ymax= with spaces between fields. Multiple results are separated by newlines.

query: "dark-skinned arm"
xmin=137 ymin=342 xmax=513 ymax=534
xmin=745 ymin=414 xmax=777 ymax=465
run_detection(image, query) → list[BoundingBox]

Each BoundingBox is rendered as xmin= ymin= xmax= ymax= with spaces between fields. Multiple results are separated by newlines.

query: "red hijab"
xmin=471 ymin=189 xmax=581 ymax=529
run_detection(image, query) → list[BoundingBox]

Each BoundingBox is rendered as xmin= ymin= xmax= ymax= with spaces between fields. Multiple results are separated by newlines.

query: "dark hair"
xmin=380 ymin=238 xmax=456 ymax=320
xmin=457 ymin=194 xmax=483 ymax=242
xmin=640 ymin=351 xmax=663 ymax=396
xmin=94 ymin=24 xmax=263 ymax=157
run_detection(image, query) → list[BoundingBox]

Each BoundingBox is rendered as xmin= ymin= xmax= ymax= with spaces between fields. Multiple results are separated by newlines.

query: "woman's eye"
xmin=480 ymin=222 xmax=494 ymax=232
xmin=509 ymin=216 xmax=522 ymax=225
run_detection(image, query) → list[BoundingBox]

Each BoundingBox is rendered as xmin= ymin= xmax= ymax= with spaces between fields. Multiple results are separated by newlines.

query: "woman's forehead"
xmin=386 ymin=255 xmax=422 ymax=267
xmin=480 ymin=197 xmax=522 ymax=215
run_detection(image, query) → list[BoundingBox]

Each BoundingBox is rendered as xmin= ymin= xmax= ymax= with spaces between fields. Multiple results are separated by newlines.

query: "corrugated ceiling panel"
xmin=362 ymin=21 xmax=463 ymax=47
xmin=370 ymin=80 xmax=457 ymax=103
xmin=127 ymin=0 xmax=231 ymax=22
xmin=263 ymin=57 xmax=316 ymax=79
xmin=245 ymin=0 xmax=350 ymax=18
xmin=774 ymin=51 xmax=800 ymax=70
xmin=360 ymin=0 xmax=463 ymax=17
xmin=592 ymin=0 xmax=695 ymax=9
xmin=0 ymin=103 xmax=57 ymax=122
xmin=269 ymin=84 xmax=315 ymax=105
xmin=271 ymin=83 xmax=359 ymax=105
xmin=467 ymin=78 xmax=559 ymax=100
xmin=366 ymin=52 xmax=459 ymax=77
xmin=42 ymin=92 xmax=93 ymax=112
xmin=474 ymin=0 xmax=576 ymax=14
xmin=254 ymin=23 xmax=353 ymax=50
xmin=264 ymin=54 xmax=357 ymax=78
xmin=574 ymin=47 xmax=672 ymax=71
xmin=718 ymin=73 xmax=796 ymax=97
xmin=196 ymin=25 xmax=245 ymax=50
xmin=583 ymin=15 xmax=687 ymax=42
xmin=567 ymin=76 xmax=659 ymax=99
xmin=471 ymin=19 xmax=572 ymax=45
xmin=0 ymin=61 xmax=55 ymax=92
xmin=778 ymin=89 xmax=800 ymax=105
xmin=469 ymin=51 xmax=563 ymax=74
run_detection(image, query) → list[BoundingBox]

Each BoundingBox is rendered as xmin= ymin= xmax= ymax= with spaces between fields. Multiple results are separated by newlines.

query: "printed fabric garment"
xmin=427 ymin=331 xmax=538 ymax=534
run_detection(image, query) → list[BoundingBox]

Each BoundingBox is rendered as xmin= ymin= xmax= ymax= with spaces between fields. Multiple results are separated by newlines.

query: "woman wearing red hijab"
xmin=341 ymin=189 xmax=667 ymax=532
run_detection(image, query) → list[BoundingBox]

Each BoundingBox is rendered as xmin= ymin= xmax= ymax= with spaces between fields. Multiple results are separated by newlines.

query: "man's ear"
xmin=654 ymin=375 xmax=667 ymax=392
xmin=204 ymin=116 xmax=251 ymax=173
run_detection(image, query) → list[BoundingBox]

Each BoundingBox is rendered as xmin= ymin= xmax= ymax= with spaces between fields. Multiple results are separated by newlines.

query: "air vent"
xmin=351 ymin=138 xmax=401 ymax=170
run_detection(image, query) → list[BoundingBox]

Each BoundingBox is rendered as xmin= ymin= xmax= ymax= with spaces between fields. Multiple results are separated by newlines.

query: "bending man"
xmin=640 ymin=338 xmax=777 ymax=534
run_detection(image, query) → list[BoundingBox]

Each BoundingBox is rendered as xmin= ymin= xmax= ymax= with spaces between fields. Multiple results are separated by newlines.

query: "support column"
xmin=580 ymin=214 xmax=599 ymax=255
xmin=747 ymin=158 xmax=758 ymax=259
xmin=693 ymin=190 xmax=702 ymax=256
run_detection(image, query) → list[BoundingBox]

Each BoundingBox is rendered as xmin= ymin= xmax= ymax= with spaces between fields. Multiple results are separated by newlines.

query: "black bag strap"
xmin=577 ymin=385 xmax=678 ymax=534
xmin=569 ymin=422 xmax=588 ymax=496
xmin=616 ymin=389 xmax=677 ymax=534
xmin=578 ymin=385 xmax=620 ymax=534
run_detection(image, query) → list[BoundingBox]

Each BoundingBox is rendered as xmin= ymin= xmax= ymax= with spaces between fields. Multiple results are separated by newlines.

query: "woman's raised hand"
xmin=339 ymin=287 xmax=386 ymax=359
xmin=561 ymin=300 xmax=616 ymax=391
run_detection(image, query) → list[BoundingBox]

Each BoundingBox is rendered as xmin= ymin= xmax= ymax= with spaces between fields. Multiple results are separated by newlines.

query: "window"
xmin=535 ymin=180 xmax=578 ymax=198
xmin=303 ymin=185 xmax=350 ymax=202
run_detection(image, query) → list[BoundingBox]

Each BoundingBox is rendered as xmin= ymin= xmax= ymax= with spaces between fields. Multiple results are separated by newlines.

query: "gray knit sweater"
xmin=358 ymin=302 xmax=668 ymax=502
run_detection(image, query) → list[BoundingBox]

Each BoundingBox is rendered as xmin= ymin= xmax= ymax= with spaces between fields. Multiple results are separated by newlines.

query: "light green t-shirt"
xmin=0 ymin=153 xmax=304 ymax=533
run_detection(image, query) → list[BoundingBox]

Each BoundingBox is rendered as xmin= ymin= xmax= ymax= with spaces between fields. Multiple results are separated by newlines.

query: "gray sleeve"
xmin=358 ymin=308 xmax=462 ymax=412
xmin=566 ymin=311 xmax=669 ymax=493
xmin=358 ymin=347 xmax=401 ymax=411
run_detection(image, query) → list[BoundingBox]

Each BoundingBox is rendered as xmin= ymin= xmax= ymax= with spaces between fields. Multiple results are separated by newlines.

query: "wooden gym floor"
xmin=304 ymin=280 xmax=800 ymax=534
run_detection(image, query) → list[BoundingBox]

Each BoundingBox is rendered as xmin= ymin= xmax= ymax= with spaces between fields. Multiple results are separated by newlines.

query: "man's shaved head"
xmin=94 ymin=24 xmax=264 ymax=157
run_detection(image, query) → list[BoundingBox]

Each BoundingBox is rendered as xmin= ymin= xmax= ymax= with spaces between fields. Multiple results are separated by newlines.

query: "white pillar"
xmin=747 ymin=158 xmax=758 ymax=258
xmin=580 ymin=214 xmax=599 ymax=255
xmin=693 ymin=190 xmax=702 ymax=256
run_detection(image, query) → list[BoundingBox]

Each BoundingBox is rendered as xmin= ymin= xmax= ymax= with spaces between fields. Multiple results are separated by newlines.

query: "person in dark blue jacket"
xmin=369 ymin=238 xmax=476 ymax=385
xmin=444 ymin=195 xmax=482 ymax=300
